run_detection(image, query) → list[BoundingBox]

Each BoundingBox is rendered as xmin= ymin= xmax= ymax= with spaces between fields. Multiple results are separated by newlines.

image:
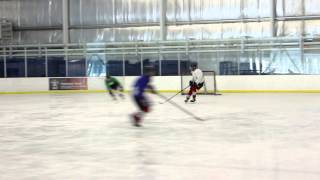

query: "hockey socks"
xmin=131 ymin=112 xmax=145 ymax=127
xmin=185 ymin=96 xmax=190 ymax=103
xmin=185 ymin=95 xmax=196 ymax=103
xmin=190 ymin=95 xmax=196 ymax=103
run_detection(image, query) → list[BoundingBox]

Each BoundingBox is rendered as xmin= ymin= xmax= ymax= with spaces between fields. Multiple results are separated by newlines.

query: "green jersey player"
xmin=105 ymin=75 xmax=124 ymax=100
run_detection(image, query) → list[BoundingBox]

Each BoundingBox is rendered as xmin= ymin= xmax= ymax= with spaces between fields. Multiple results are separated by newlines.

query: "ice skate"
xmin=119 ymin=94 xmax=125 ymax=100
xmin=131 ymin=114 xmax=142 ymax=127
xmin=190 ymin=95 xmax=196 ymax=103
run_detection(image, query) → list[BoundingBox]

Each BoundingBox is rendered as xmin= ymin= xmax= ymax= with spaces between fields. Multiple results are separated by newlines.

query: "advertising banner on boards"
xmin=49 ymin=78 xmax=88 ymax=90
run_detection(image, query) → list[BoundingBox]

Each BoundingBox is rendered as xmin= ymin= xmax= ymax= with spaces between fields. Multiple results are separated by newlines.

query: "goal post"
xmin=180 ymin=70 xmax=221 ymax=95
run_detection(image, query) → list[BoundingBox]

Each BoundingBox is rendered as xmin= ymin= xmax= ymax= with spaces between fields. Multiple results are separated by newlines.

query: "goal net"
xmin=180 ymin=70 xmax=220 ymax=95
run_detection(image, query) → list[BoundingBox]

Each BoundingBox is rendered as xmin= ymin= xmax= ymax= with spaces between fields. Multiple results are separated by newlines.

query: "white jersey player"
xmin=185 ymin=64 xmax=205 ymax=103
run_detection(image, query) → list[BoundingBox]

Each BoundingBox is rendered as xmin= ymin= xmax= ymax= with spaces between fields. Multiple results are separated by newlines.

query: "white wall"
xmin=87 ymin=77 xmax=105 ymax=90
xmin=0 ymin=78 xmax=48 ymax=92
xmin=217 ymin=75 xmax=320 ymax=91
xmin=0 ymin=75 xmax=320 ymax=93
xmin=151 ymin=76 xmax=181 ymax=91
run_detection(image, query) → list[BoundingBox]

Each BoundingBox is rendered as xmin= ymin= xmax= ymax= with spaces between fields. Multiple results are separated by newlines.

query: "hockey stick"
xmin=159 ymin=85 xmax=190 ymax=104
xmin=156 ymin=94 xmax=205 ymax=121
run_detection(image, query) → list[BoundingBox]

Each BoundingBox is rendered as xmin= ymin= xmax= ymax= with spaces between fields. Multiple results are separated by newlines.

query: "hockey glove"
xmin=189 ymin=80 xmax=195 ymax=86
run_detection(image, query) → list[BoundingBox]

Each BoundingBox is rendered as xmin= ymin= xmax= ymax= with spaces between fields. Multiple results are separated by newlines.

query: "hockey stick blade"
xmin=157 ymin=94 xmax=205 ymax=121
xmin=195 ymin=117 xmax=205 ymax=121
xmin=159 ymin=86 xmax=190 ymax=104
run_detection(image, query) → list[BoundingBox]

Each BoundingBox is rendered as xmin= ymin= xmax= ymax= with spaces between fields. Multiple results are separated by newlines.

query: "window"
xmin=180 ymin=58 xmax=191 ymax=75
xmin=6 ymin=57 xmax=25 ymax=77
xmin=218 ymin=52 xmax=239 ymax=75
xmin=48 ymin=56 xmax=66 ymax=77
xmin=0 ymin=57 xmax=4 ymax=78
xmin=142 ymin=55 xmax=160 ymax=76
xmin=179 ymin=54 xmax=195 ymax=75
xmin=161 ymin=55 xmax=178 ymax=76
xmin=219 ymin=61 xmax=237 ymax=75
xmin=238 ymin=51 xmax=260 ymax=75
xmin=87 ymin=54 xmax=106 ymax=77
xmin=68 ymin=56 xmax=86 ymax=77
xmin=107 ymin=59 xmax=123 ymax=76
xmin=125 ymin=56 xmax=141 ymax=76
xmin=27 ymin=57 xmax=46 ymax=77
xmin=304 ymin=50 xmax=320 ymax=74
xmin=162 ymin=60 xmax=178 ymax=75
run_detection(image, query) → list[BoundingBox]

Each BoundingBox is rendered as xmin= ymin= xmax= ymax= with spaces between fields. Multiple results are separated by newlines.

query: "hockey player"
xmin=105 ymin=75 xmax=124 ymax=100
xmin=185 ymin=64 xmax=205 ymax=103
xmin=131 ymin=66 xmax=157 ymax=127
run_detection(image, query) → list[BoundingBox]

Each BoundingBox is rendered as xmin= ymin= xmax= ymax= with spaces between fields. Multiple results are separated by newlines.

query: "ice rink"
xmin=0 ymin=93 xmax=320 ymax=180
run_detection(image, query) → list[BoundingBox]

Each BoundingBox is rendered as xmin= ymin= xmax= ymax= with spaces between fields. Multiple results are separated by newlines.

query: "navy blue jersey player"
xmin=131 ymin=66 xmax=157 ymax=127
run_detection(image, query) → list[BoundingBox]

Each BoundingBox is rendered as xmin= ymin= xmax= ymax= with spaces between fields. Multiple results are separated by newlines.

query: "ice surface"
xmin=0 ymin=93 xmax=320 ymax=180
